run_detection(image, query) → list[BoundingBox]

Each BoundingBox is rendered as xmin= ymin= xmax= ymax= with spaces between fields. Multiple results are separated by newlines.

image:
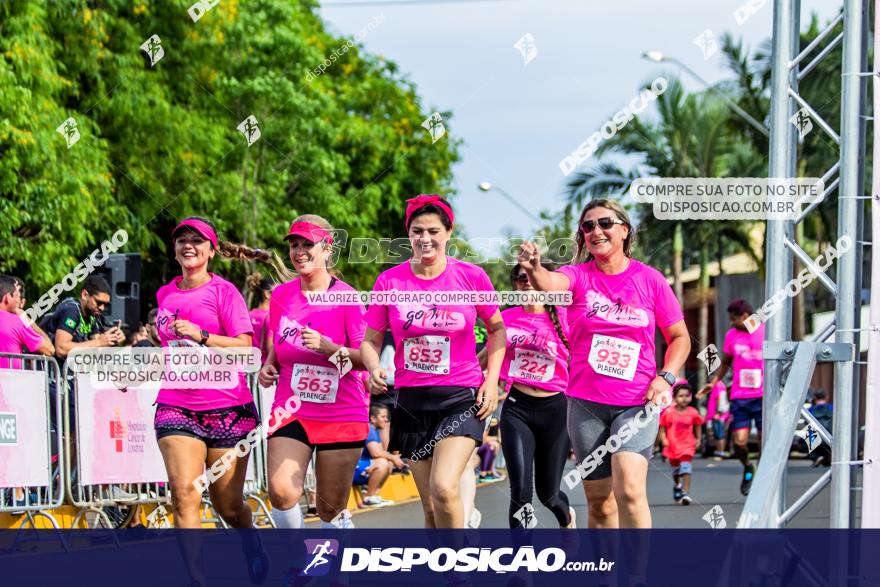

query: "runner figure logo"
xmin=697 ymin=344 xmax=721 ymax=375
xmin=57 ymin=117 xmax=80 ymax=149
xmin=795 ymin=424 xmax=822 ymax=453
xmin=421 ymin=112 xmax=446 ymax=143
xmin=513 ymin=33 xmax=538 ymax=65
xmin=301 ymin=539 xmax=340 ymax=576
xmin=790 ymin=108 xmax=813 ymax=138
xmin=513 ymin=503 xmax=538 ymax=529
xmin=702 ymin=505 xmax=727 ymax=529
xmin=329 ymin=347 xmax=353 ymax=378
xmin=237 ymin=115 xmax=261 ymax=147
xmin=140 ymin=34 xmax=164 ymax=67
xmin=693 ymin=29 xmax=718 ymax=60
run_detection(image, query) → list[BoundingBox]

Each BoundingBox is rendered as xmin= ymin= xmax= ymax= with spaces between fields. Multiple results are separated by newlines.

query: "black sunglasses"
xmin=581 ymin=217 xmax=625 ymax=232
xmin=514 ymin=274 xmax=529 ymax=284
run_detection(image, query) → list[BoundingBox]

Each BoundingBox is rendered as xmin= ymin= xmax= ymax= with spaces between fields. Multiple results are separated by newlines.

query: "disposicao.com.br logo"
xmin=339 ymin=546 xmax=615 ymax=573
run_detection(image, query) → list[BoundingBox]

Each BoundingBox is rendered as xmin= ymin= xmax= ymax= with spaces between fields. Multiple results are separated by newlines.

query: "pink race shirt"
xmin=269 ymin=278 xmax=368 ymax=423
xmin=0 ymin=311 xmax=44 ymax=368
xmin=558 ymin=260 xmax=683 ymax=406
xmin=249 ymin=308 xmax=269 ymax=362
xmin=706 ymin=380 xmax=729 ymax=421
xmin=364 ymin=258 xmax=500 ymax=389
xmin=724 ymin=323 xmax=764 ymax=400
xmin=155 ymin=274 xmax=254 ymax=411
xmin=499 ymin=306 xmax=569 ymax=393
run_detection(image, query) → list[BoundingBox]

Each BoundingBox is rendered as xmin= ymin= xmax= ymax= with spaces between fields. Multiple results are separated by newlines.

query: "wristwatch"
xmin=658 ymin=370 xmax=676 ymax=387
xmin=199 ymin=329 xmax=210 ymax=346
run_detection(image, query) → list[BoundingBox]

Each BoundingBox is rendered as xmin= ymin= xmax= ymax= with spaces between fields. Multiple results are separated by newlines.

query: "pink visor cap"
xmin=172 ymin=218 xmax=218 ymax=249
xmin=284 ymin=221 xmax=334 ymax=245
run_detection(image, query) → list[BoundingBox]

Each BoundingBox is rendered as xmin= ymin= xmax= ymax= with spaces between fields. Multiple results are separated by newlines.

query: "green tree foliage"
xmin=1 ymin=0 xmax=459 ymax=308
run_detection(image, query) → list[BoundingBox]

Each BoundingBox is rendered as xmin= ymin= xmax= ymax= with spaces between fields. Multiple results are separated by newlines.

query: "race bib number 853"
xmin=403 ymin=336 xmax=451 ymax=374
xmin=588 ymin=334 xmax=640 ymax=381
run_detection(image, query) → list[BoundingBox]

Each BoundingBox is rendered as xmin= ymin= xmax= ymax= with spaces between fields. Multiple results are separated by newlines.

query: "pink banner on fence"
xmin=0 ymin=369 xmax=50 ymax=487
xmin=76 ymin=374 xmax=167 ymax=485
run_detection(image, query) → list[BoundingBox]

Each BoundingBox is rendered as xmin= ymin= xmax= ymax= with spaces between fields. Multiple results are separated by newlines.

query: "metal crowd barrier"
xmin=61 ymin=363 xmax=170 ymax=530
xmin=0 ymin=352 xmax=65 ymax=531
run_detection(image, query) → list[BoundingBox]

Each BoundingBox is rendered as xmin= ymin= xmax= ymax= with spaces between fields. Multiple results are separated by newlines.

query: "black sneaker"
xmin=740 ymin=463 xmax=756 ymax=496
xmin=673 ymin=484 xmax=684 ymax=502
xmin=680 ymin=494 xmax=692 ymax=505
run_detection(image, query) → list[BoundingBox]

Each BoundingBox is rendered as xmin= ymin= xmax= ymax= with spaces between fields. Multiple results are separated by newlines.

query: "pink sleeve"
xmin=364 ymin=275 xmax=390 ymax=332
xmin=268 ymin=287 xmax=282 ymax=334
xmin=18 ymin=322 xmax=44 ymax=353
xmin=659 ymin=409 xmax=670 ymax=428
xmin=652 ymin=270 xmax=684 ymax=328
xmin=344 ymin=303 xmax=367 ymax=348
xmin=722 ymin=329 xmax=734 ymax=355
xmin=692 ymin=408 xmax=704 ymax=426
xmin=219 ymin=283 xmax=254 ymax=337
xmin=474 ymin=267 xmax=500 ymax=324
xmin=557 ymin=265 xmax=581 ymax=293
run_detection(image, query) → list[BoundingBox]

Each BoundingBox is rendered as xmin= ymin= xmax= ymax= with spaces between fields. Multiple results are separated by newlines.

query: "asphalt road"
xmin=307 ymin=456 xmax=833 ymax=529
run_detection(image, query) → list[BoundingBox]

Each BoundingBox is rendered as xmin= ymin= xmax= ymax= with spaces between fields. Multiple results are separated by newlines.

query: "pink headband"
xmin=172 ymin=218 xmax=218 ymax=249
xmin=284 ymin=221 xmax=334 ymax=245
xmin=405 ymin=194 xmax=454 ymax=229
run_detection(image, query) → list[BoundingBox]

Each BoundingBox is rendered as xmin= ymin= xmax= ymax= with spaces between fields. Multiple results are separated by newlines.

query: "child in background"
xmin=706 ymin=380 xmax=731 ymax=459
xmin=659 ymin=382 xmax=703 ymax=505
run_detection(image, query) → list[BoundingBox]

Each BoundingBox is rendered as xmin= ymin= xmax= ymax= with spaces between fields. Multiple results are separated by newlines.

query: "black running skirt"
xmin=390 ymin=386 xmax=485 ymax=461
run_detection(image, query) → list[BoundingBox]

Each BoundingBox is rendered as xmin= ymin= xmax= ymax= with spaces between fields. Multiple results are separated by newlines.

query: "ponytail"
xmin=546 ymin=304 xmax=570 ymax=352
xmin=216 ymin=241 xmax=295 ymax=283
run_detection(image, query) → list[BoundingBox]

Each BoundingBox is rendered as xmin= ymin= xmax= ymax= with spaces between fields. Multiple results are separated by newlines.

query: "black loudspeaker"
xmin=93 ymin=254 xmax=141 ymax=329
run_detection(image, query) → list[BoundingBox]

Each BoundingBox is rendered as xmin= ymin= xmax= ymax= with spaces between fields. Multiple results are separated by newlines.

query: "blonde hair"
xmin=287 ymin=214 xmax=339 ymax=276
xmin=574 ymin=199 xmax=636 ymax=263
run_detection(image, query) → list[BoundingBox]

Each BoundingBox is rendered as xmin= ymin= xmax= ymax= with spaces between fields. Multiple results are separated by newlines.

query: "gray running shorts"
xmin=566 ymin=396 xmax=660 ymax=481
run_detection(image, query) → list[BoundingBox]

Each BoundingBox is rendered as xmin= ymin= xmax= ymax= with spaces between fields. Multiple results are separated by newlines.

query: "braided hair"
xmin=509 ymin=262 xmax=570 ymax=351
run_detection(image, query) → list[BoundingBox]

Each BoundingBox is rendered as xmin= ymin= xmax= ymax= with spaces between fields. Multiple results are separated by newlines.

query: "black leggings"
xmin=500 ymin=385 xmax=572 ymax=528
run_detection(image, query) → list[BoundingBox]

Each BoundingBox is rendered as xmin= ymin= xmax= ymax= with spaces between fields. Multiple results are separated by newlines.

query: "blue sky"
xmin=319 ymin=0 xmax=840 ymax=242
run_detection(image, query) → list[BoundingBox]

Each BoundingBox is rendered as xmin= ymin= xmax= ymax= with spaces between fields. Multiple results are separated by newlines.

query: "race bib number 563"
xmin=403 ymin=336 xmax=451 ymax=374
xmin=588 ymin=334 xmax=640 ymax=381
xmin=291 ymin=364 xmax=339 ymax=403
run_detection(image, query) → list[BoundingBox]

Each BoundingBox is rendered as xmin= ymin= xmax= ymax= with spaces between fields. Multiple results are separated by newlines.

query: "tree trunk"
xmin=697 ymin=245 xmax=710 ymax=388
xmin=673 ymin=222 xmax=684 ymax=307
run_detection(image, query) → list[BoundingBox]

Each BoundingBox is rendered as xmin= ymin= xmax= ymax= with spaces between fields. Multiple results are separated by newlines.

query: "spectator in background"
xmin=809 ymin=388 xmax=833 ymax=467
xmin=705 ymin=380 xmax=731 ymax=459
xmin=354 ymin=405 xmax=404 ymax=507
xmin=133 ymin=308 xmax=160 ymax=348
xmin=0 ymin=275 xmax=54 ymax=361
xmin=246 ymin=273 xmax=273 ymax=363
xmin=477 ymin=417 xmax=504 ymax=483
xmin=39 ymin=275 xmax=124 ymax=364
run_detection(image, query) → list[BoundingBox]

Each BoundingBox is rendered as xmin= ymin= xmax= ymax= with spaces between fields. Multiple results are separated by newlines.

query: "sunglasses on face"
xmin=581 ymin=217 xmax=625 ymax=232
xmin=514 ymin=274 xmax=529 ymax=284
xmin=92 ymin=297 xmax=109 ymax=308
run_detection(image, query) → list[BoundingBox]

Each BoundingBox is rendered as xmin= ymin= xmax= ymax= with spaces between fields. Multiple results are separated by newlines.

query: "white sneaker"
xmin=565 ymin=506 xmax=577 ymax=529
xmin=363 ymin=495 xmax=394 ymax=507
xmin=467 ymin=508 xmax=482 ymax=529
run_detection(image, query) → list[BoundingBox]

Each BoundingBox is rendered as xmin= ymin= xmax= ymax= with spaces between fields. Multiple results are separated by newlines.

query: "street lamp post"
xmin=477 ymin=182 xmax=543 ymax=224
xmin=642 ymin=51 xmax=770 ymax=138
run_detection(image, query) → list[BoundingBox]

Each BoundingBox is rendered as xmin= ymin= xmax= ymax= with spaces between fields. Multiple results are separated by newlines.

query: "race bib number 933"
xmin=588 ymin=334 xmax=640 ymax=381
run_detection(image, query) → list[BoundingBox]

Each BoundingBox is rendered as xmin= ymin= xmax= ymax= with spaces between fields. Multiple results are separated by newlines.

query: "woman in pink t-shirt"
xmin=153 ymin=216 xmax=273 ymax=582
xmin=257 ymin=214 xmax=369 ymax=530
xmin=360 ymin=195 xmax=506 ymax=529
xmin=246 ymin=273 xmax=273 ymax=364
xmin=519 ymin=199 xmax=690 ymax=529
